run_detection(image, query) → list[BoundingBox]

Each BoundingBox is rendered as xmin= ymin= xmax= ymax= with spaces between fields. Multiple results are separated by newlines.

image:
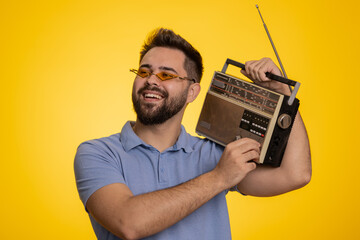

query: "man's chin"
xmin=137 ymin=116 xmax=167 ymax=126
xmin=135 ymin=108 xmax=164 ymax=125
xmin=139 ymin=105 xmax=161 ymax=115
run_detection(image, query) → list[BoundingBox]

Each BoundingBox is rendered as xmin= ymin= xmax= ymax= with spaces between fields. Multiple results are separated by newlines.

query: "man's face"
xmin=132 ymin=47 xmax=191 ymax=125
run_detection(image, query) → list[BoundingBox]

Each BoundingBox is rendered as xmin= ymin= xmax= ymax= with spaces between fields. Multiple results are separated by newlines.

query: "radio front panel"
xmin=196 ymin=70 xmax=298 ymax=167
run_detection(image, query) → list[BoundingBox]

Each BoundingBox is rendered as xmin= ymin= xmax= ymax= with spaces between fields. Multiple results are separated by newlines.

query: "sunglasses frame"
xmin=130 ymin=69 xmax=196 ymax=83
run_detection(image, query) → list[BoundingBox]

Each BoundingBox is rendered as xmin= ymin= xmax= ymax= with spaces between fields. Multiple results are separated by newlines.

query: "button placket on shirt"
xmin=158 ymin=152 xmax=168 ymax=184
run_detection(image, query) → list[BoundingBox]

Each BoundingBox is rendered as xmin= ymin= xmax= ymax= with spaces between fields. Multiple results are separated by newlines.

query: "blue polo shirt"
xmin=74 ymin=121 xmax=233 ymax=240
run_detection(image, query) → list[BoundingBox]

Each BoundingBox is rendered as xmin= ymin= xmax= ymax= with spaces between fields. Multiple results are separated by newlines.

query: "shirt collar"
xmin=171 ymin=125 xmax=194 ymax=153
xmin=120 ymin=121 xmax=145 ymax=152
xmin=120 ymin=121 xmax=194 ymax=153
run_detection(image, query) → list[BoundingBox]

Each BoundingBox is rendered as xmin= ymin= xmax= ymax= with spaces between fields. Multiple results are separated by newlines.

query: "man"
xmin=74 ymin=28 xmax=311 ymax=240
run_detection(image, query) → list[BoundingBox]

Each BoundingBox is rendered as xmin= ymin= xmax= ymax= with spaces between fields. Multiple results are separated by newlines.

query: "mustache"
xmin=137 ymin=85 xmax=168 ymax=98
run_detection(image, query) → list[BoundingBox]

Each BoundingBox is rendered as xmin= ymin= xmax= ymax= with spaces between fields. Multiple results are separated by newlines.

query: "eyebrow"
xmin=139 ymin=64 xmax=179 ymax=75
xmin=139 ymin=64 xmax=152 ymax=69
xmin=159 ymin=66 xmax=178 ymax=75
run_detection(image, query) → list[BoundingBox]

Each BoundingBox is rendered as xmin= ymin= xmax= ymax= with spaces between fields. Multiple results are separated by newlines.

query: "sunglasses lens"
xmin=157 ymin=72 xmax=177 ymax=81
xmin=137 ymin=69 xmax=151 ymax=78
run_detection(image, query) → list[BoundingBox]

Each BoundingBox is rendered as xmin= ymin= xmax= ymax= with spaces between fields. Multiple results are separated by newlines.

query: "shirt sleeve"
xmin=74 ymin=140 xmax=125 ymax=210
xmin=229 ymin=185 xmax=247 ymax=195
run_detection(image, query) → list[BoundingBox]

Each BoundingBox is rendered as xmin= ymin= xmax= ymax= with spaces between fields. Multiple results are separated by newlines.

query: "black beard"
xmin=132 ymin=85 xmax=188 ymax=125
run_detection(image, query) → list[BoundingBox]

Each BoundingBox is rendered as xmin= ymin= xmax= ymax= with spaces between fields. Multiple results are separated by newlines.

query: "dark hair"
xmin=140 ymin=28 xmax=203 ymax=83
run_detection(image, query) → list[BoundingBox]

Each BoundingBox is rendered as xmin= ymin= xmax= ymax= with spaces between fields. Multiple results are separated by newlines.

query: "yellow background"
xmin=1 ymin=0 xmax=359 ymax=239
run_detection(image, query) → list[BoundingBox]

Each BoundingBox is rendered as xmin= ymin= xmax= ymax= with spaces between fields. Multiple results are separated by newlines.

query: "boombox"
xmin=196 ymin=59 xmax=300 ymax=167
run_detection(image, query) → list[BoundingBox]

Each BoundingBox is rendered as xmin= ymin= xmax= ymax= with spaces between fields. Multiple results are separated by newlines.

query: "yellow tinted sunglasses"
xmin=130 ymin=69 xmax=196 ymax=83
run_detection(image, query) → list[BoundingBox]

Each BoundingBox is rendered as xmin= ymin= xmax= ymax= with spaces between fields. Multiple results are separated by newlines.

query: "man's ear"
xmin=186 ymin=83 xmax=201 ymax=103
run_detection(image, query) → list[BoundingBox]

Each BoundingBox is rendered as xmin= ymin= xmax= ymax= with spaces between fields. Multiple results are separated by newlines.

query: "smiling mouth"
xmin=138 ymin=85 xmax=168 ymax=102
xmin=144 ymin=93 xmax=163 ymax=100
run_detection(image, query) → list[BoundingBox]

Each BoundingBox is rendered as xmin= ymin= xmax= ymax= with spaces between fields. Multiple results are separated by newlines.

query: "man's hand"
xmin=214 ymin=138 xmax=260 ymax=189
xmin=241 ymin=57 xmax=290 ymax=95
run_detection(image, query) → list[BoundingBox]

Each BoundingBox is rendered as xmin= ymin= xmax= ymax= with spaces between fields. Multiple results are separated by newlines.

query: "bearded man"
xmin=74 ymin=28 xmax=311 ymax=240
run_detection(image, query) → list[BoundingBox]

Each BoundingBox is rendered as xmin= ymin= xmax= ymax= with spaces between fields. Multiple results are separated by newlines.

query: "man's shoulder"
xmin=186 ymin=134 xmax=209 ymax=145
xmin=77 ymin=132 xmax=122 ymax=153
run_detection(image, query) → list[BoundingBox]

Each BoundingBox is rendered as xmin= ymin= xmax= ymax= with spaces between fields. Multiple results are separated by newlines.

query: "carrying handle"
xmin=221 ymin=58 xmax=300 ymax=106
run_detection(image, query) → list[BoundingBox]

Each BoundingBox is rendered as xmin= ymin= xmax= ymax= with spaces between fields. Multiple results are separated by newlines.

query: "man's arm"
xmin=237 ymin=57 xmax=312 ymax=196
xmin=86 ymin=138 xmax=260 ymax=240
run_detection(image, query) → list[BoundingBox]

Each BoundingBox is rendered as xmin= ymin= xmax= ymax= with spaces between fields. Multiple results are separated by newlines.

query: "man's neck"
xmin=132 ymin=116 xmax=183 ymax=153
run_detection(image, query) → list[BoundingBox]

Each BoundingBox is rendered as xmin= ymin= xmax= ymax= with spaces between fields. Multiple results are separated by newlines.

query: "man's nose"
xmin=146 ymin=73 xmax=161 ymax=85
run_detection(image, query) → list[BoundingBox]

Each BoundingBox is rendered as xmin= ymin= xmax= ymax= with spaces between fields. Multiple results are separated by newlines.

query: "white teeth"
xmin=144 ymin=93 xmax=162 ymax=99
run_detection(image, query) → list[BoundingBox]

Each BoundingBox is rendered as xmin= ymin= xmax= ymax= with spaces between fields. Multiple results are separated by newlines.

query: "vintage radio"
xmin=196 ymin=59 xmax=300 ymax=167
xmin=196 ymin=5 xmax=301 ymax=167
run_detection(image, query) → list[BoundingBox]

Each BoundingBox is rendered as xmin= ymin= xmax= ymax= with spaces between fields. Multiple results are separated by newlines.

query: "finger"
xmin=258 ymin=63 xmax=270 ymax=82
xmin=230 ymin=138 xmax=261 ymax=154
xmin=252 ymin=60 xmax=265 ymax=81
xmin=244 ymin=161 xmax=257 ymax=173
xmin=240 ymin=69 xmax=250 ymax=79
xmin=261 ymin=57 xmax=283 ymax=79
xmin=256 ymin=58 xmax=278 ymax=82
xmin=242 ymin=149 xmax=260 ymax=163
xmin=233 ymin=137 xmax=260 ymax=147
xmin=242 ymin=142 xmax=261 ymax=155
xmin=245 ymin=61 xmax=257 ymax=81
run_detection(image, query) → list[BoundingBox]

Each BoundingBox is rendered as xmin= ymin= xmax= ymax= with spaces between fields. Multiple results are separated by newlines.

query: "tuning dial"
xmin=277 ymin=114 xmax=292 ymax=129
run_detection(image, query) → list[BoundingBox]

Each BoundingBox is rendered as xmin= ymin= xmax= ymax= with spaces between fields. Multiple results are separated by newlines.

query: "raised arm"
xmin=237 ymin=57 xmax=312 ymax=196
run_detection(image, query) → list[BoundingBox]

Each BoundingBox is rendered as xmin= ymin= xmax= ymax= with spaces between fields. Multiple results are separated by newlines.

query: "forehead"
xmin=140 ymin=47 xmax=186 ymax=73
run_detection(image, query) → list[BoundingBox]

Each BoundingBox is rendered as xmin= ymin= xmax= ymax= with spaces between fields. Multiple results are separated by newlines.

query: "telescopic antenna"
xmin=256 ymin=4 xmax=295 ymax=98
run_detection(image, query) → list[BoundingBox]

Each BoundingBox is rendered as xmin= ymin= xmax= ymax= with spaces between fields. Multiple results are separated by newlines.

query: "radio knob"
xmin=277 ymin=114 xmax=292 ymax=129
